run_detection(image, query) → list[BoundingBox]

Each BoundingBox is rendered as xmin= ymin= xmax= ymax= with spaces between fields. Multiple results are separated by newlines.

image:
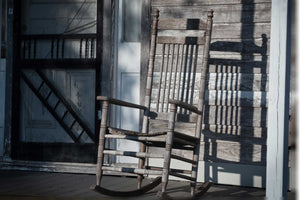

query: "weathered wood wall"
xmin=146 ymin=0 xmax=271 ymax=167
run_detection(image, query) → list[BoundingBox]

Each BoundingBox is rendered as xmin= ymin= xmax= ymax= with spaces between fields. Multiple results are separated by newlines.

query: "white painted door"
xmin=113 ymin=0 xmax=142 ymax=164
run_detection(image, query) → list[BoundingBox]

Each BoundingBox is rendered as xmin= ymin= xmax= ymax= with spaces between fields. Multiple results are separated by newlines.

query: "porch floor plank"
xmin=0 ymin=170 xmax=295 ymax=200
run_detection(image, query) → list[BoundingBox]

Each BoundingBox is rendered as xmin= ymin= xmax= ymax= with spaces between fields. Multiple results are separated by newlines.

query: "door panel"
xmin=13 ymin=0 xmax=101 ymax=163
xmin=117 ymin=72 xmax=140 ymax=164
xmin=113 ymin=0 xmax=142 ymax=164
xmin=20 ymin=70 xmax=95 ymax=143
xmin=68 ymin=70 xmax=95 ymax=143
xmin=20 ymin=71 xmax=68 ymax=143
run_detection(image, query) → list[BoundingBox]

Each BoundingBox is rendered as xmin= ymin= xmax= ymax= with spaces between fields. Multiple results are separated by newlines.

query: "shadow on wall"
xmin=150 ymin=0 xmax=269 ymax=187
xmin=203 ymin=0 xmax=268 ymax=187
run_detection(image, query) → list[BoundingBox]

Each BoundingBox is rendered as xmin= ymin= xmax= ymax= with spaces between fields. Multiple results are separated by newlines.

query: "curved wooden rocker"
xmin=157 ymin=182 xmax=213 ymax=199
xmin=91 ymin=176 xmax=162 ymax=197
xmin=92 ymin=9 xmax=214 ymax=198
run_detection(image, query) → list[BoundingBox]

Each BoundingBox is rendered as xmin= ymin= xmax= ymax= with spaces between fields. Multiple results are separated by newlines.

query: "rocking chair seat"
xmin=108 ymin=127 xmax=167 ymax=136
xmin=108 ymin=127 xmax=198 ymax=149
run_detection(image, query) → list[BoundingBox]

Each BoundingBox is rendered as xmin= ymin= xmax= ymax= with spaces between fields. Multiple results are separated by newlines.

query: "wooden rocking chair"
xmin=91 ymin=9 xmax=214 ymax=197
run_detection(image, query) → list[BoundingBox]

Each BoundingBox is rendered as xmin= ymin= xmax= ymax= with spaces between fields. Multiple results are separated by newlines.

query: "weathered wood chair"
xmin=91 ymin=9 xmax=214 ymax=197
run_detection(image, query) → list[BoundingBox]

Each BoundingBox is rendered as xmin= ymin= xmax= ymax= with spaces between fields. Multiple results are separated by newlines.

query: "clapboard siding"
xmin=210 ymin=38 xmax=270 ymax=55
xmin=154 ymin=4 xmax=271 ymax=23
xmin=213 ymin=23 xmax=270 ymax=39
xmin=154 ymin=56 xmax=269 ymax=74
xmin=200 ymin=141 xmax=266 ymax=165
xmin=208 ymin=73 xmax=268 ymax=91
xmin=208 ymin=60 xmax=269 ymax=74
xmin=149 ymin=141 xmax=266 ymax=165
xmin=151 ymin=89 xmax=267 ymax=107
xmin=150 ymin=120 xmax=266 ymax=141
xmin=202 ymin=125 xmax=267 ymax=143
xmin=152 ymin=0 xmax=271 ymax=6
xmin=153 ymin=56 xmax=269 ymax=74
xmin=147 ymin=0 xmax=270 ymax=167
xmin=158 ymin=23 xmax=270 ymax=39
xmin=206 ymin=90 xmax=268 ymax=107
xmin=149 ymin=106 xmax=267 ymax=127
xmin=204 ymin=105 xmax=267 ymax=127
xmin=152 ymin=72 xmax=268 ymax=91
xmin=155 ymin=35 xmax=269 ymax=48
xmin=154 ymin=38 xmax=269 ymax=52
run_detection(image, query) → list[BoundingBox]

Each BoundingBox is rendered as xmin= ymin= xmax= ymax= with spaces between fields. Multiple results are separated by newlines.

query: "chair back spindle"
xmin=145 ymin=9 xmax=213 ymax=125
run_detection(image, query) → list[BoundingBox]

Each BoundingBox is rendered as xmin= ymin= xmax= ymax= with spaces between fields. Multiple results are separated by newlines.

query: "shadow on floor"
xmin=0 ymin=170 xmax=295 ymax=200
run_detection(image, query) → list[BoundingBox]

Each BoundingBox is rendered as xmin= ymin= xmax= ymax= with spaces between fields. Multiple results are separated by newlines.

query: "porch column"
xmin=266 ymin=0 xmax=291 ymax=199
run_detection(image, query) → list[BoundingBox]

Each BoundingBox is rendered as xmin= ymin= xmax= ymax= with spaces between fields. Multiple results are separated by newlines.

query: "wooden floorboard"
xmin=0 ymin=170 xmax=294 ymax=200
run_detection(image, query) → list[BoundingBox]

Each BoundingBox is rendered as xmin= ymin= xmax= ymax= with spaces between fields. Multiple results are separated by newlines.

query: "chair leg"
xmin=190 ymin=143 xmax=200 ymax=196
xmin=137 ymin=144 xmax=146 ymax=189
xmin=161 ymin=104 xmax=177 ymax=194
xmin=161 ymin=133 xmax=173 ymax=193
xmin=96 ymin=101 xmax=109 ymax=186
xmin=137 ymin=174 xmax=143 ymax=189
xmin=138 ymin=108 xmax=150 ymax=189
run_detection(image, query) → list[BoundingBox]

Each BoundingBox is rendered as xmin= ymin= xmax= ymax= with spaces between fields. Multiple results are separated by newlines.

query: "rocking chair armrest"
xmin=168 ymin=99 xmax=202 ymax=115
xmin=97 ymin=96 xmax=147 ymax=110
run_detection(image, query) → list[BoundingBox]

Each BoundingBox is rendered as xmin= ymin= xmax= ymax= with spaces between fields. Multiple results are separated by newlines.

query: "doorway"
xmin=111 ymin=0 xmax=142 ymax=164
xmin=12 ymin=0 xmax=103 ymax=163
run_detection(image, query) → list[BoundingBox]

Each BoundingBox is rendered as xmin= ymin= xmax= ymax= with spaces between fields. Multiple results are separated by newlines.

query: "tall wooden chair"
xmin=92 ymin=9 xmax=214 ymax=197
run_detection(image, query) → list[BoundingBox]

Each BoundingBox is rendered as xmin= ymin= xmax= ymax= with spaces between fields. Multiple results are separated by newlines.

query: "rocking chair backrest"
xmin=143 ymin=9 xmax=213 ymax=134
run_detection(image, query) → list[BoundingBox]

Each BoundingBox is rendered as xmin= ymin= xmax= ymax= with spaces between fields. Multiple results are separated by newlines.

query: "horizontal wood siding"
xmin=150 ymin=0 xmax=270 ymax=166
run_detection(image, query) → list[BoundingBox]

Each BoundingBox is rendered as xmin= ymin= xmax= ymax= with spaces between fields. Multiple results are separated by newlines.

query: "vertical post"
xmin=138 ymin=8 xmax=159 ymax=189
xmin=0 ymin=0 xmax=2 ymax=59
xmin=4 ymin=0 xmax=16 ymax=160
xmin=96 ymin=100 xmax=109 ymax=186
xmin=191 ymin=10 xmax=213 ymax=196
xmin=140 ymin=0 xmax=150 ymax=114
xmin=0 ymin=0 xmax=3 ymax=157
xmin=98 ymin=0 xmax=110 ymax=149
xmin=95 ymin=0 xmax=101 ymax=148
xmin=161 ymin=103 xmax=177 ymax=194
xmin=141 ymin=8 xmax=159 ymax=133
xmin=266 ymin=0 xmax=291 ymax=199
